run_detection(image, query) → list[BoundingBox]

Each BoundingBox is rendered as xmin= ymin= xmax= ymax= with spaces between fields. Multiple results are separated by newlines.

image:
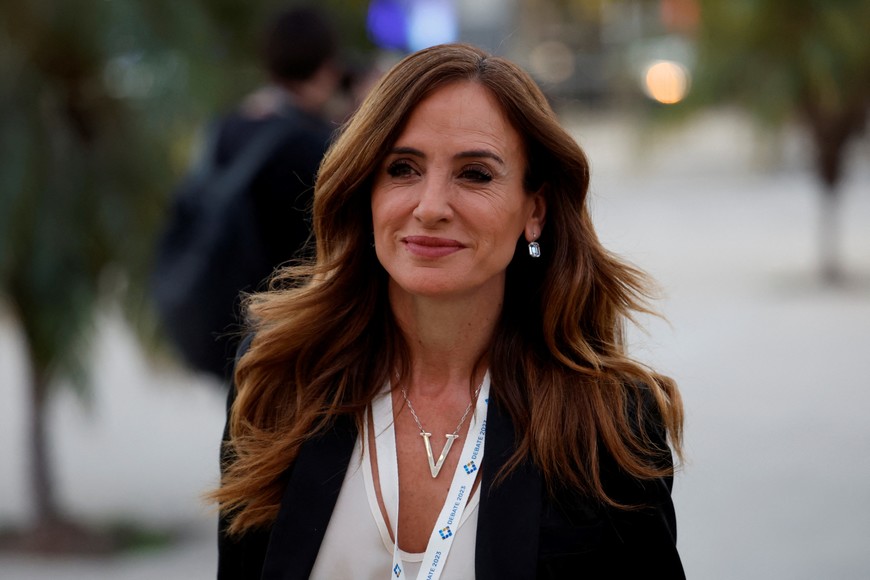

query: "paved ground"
xmin=580 ymin=111 xmax=870 ymax=579
xmin=1 ymin=110 xmax=868 ymax=579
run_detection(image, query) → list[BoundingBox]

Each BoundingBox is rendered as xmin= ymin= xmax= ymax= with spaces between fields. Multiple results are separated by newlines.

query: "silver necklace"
xmin=400 ymin=380 xmax=483 ymax=478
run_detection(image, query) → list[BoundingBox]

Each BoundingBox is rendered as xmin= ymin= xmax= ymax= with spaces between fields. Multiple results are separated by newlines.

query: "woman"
xmin=213 ymin=43 xmax=685 ymax=579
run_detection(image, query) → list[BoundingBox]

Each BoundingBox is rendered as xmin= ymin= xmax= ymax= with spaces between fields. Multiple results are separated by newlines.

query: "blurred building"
xmin=365 ymin=0 xmax=699 ymax=108
xmin=506 ymin=0 xmax=698 ymax=107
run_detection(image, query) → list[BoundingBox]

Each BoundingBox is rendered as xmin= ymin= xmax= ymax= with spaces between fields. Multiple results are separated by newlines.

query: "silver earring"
xmin=528 ymin=240 xmax=541 ymax=258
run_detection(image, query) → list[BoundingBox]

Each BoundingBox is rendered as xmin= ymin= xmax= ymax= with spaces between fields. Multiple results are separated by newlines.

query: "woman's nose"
xmin=412 ymin=175 xmax=453 ymax=225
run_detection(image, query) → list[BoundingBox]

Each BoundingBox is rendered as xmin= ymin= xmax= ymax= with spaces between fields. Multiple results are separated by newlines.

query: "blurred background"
xmin=1 ymin=0 xmax=868 ymax=578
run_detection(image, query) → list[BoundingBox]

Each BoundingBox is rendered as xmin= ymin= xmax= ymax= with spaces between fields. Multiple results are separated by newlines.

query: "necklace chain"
xmin=400 ymin=380 xmax=483 ymax=438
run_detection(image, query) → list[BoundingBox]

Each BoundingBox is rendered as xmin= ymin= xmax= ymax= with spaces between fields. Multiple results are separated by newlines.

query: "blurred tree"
xmin=0 ymin=0 xmax=370 ymax=551
xmin=687 ymin=0 xmax=870 ymax=283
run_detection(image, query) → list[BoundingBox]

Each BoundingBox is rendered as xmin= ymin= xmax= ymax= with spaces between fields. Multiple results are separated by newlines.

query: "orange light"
xmin=643 ymin=60 xmax=690 ymax=104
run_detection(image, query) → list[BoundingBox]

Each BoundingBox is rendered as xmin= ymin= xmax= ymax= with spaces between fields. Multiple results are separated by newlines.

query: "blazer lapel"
xmin=260 ymin=415 xmax=357 ymax=580
xmin=475 ymin=398 xmax=542 ymax=580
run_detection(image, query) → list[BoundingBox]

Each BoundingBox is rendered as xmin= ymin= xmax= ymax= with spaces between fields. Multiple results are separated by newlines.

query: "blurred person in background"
xmin=152 ymin=5 xmax=343 ymax=380
xmin=213 ymin=43 xmax=685 ymax=579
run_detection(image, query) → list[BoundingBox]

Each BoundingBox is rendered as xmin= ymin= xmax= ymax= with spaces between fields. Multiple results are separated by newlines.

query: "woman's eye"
xmin=460 ymin=166 xmax=493 ymax=183
xmin=386 ymin=160 xmax=416 ymax=178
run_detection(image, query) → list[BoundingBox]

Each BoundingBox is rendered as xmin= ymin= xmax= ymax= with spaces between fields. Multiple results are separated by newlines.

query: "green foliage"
xmin=690 ymin=0 xmax=870 ymax=127
xmin=685 ymin=0 xmax=869 ymax=281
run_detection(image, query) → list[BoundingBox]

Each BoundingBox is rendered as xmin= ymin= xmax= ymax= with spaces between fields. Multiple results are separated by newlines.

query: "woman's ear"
xmin=524 ymin=188 xmax=547 ymax=243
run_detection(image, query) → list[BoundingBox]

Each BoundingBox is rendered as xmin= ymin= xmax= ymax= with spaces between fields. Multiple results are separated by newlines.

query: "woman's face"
xmin=371 ymin=81 xmax=545 ymax=302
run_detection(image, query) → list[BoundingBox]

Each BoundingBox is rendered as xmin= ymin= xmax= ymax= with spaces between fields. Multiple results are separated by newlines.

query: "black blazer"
xmin=217 ymin=385 xmax=685 ymax=580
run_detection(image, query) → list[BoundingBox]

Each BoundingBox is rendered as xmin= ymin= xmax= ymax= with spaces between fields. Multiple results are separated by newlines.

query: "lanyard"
xmin=371 ymin=373 xmax=490 ymax=580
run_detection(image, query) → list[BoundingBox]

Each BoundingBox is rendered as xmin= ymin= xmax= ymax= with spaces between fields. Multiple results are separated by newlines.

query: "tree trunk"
xmin=13 ymin=335 xmax=121 ymax=554
xmin=818 ymin=185 xmax=842 ymax=284
xmin=28 ymin=357 xmax=61 ymax=528
xmin=803 ymin=99 xmax=866 ymax=284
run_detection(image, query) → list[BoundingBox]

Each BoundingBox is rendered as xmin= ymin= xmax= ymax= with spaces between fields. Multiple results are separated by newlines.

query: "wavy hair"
xmin=213 ymin=43 xmax=683 ymax=535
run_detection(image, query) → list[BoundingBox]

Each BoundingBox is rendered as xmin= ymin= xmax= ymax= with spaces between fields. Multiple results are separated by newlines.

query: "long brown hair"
xmin=213 ymin=43 xmax=683 ymax=535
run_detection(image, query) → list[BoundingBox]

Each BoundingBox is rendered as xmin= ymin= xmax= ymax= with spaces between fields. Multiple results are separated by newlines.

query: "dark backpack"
xmin=151 ymin=115 xmax=297 ymax=378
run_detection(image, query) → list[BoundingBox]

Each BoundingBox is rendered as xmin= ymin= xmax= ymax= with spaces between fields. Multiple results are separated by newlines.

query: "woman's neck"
xmin=389 ymin=285 xmax=500 ymax=398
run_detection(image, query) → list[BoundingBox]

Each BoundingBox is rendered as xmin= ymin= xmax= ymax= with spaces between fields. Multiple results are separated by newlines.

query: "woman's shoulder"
xmin=537 ymin=378 xmax=683 ymax=576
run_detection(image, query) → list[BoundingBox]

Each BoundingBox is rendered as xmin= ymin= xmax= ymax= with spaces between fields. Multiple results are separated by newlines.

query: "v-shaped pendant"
xmin=420 ymin=432 xmax=459 ymax=478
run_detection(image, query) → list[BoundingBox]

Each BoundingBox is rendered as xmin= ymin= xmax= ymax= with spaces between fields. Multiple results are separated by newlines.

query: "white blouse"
xmin=310 ymin=410 xmax=480 ymax=579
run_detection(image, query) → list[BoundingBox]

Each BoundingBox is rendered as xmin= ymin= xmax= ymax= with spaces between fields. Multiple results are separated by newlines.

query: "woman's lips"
xmin=402 ymin=236 xmax=464 ymax=258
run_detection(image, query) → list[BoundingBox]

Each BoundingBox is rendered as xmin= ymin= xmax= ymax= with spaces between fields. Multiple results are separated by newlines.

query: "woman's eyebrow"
xmin=388 ymin=146 xmax=425 ymax=157
xmin=455 ymin=150 xmax=505 ymax=167
xmin=387 ymin=146 xmax=505 ymax=168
